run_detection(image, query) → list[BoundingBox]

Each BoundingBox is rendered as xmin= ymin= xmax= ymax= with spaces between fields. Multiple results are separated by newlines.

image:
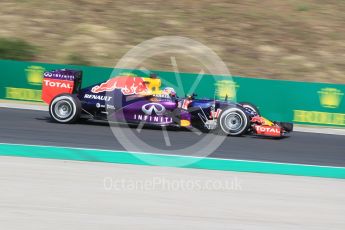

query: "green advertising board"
xmin=0 ymin=59 xmax=344 ymax=127
xmin=232 ymin=77 xmax=345 ymax=127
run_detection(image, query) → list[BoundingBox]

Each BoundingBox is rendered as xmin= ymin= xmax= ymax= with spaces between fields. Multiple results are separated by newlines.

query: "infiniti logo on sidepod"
xmin=142 ymin=103 xmax=166 ymax=115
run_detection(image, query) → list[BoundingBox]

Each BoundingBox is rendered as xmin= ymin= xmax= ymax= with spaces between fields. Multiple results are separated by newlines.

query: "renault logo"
xmin=142 ymin=103 xmax=165 ymax=115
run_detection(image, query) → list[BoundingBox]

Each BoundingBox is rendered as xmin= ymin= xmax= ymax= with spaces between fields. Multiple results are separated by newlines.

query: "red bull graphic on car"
xmin=91 ymin=76 xmax=149 ymax=95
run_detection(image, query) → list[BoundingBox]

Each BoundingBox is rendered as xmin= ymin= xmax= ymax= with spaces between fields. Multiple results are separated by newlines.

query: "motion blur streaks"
xmin=0 ymin=0 xmax=344 ymax=82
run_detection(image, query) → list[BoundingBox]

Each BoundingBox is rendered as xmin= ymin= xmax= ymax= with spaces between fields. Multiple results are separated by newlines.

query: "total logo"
xmin=43 ymin=79 xmax=72 ymax=89
xmin=255 ymin=126 xmax=280 ymax=134
xmin=142 ymin=103 xmax=166 ymax=115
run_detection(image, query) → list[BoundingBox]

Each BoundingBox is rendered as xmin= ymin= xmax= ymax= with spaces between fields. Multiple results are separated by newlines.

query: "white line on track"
xmin=0 ymin=101 xmax=48 ymax=111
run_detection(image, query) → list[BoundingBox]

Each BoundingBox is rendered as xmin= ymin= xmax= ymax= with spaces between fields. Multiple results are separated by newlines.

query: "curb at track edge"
xmin=0 ymin=143 xmax=344 ymax=179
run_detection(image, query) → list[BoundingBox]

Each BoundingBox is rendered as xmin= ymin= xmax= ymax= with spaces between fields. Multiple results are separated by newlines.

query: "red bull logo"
xmin=251 ymin=116 xmax=274 ymax=126
xmin=91 ymin=76 xmax=149 ymax=95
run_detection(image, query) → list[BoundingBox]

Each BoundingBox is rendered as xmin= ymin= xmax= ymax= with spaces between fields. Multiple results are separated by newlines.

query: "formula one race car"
xmin=41 ymin=69 xmax=293 ymax=137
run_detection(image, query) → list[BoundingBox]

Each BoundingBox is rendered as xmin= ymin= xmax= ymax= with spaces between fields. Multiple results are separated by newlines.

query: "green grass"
xmin=0 ymin=0 xmax=344 ymax=83
xmin=0 ymin=38 xmax=37 ymax=61
xmin=65 ymin=53 xmax=92 ymax=66
xmin=297 ymin=5 xmax=310 ymax=12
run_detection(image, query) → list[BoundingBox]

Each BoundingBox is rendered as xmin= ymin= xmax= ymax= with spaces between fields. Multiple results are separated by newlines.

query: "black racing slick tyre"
xmin=214 ymin=107 xmax=250 ymax=136
xmin=239 ymin=102 xmax=260 ymax=116
xmin=49 ymin=94 xmax=81 ymax=123
xmin=276 ymin=122 xmax=293 ymax=132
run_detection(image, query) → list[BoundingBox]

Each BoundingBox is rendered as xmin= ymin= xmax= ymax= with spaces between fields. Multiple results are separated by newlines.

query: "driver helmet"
xmin=162 ymin=87 xmax=176 ymax=97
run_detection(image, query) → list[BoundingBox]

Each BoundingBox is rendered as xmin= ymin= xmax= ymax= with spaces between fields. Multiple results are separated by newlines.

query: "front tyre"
xmin=49 ymin=94 xmax=81 ymax=123
xmin=215 ymin=107 xmax=250 ymax=136
xmin=276 ymin=122 xmax=293 ymax=132
xmin=239 ymin=102 xmax=260 ymax=116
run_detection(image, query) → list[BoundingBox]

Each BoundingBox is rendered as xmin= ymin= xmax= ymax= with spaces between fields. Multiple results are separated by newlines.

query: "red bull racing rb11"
xmin=41 ymin=69 xmax=293 ymax=137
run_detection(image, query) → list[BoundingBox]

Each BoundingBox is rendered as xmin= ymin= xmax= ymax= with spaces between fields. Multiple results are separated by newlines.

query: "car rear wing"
xmin=42 ymin=69 xmax=82 ymax=104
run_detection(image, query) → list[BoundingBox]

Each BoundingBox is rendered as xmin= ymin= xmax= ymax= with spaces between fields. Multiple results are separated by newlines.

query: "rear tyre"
xmin=214 ymin=107 xmax=250 ymax=136
xmin=49 ymin=94 xmax=81 ymax=123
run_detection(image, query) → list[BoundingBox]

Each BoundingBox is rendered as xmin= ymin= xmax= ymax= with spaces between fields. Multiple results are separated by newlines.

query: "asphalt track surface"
xmin=1 ymin=108 xmax=344 ymax=167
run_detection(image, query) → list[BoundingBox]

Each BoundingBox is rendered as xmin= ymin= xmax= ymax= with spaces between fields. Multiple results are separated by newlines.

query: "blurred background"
xmin=0 ymin=0 xmax=344 ymax=83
